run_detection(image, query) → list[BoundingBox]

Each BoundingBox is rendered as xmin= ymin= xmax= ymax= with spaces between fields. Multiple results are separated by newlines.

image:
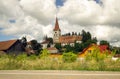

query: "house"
xmin=79 ymin=44 xmax=110 ymax=57
xmin=47 ymin=47 xmax=58 ymax=54
xmin=0 ymin=39 xmax=25 ymax=55
xmin=41 ymin=40 xmax=49 ymax=49
xmin=47 ymin=47 xmax=62 ymax=58
xmin=53 ymin=17 xmax=82 ymax=46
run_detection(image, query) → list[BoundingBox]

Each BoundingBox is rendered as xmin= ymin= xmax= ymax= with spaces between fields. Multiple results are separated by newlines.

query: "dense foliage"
xmin=30 ymin=40 xmax=42 ymax=55
xmin=62 ymin=52 xmax=77 ymax=63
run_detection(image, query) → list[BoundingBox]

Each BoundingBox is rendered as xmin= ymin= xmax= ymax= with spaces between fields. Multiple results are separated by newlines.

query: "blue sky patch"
xmin=9 ymin=19 xmax=16 ymax=23
xmin=0 ymin=33 xmax=16 ymax=41
xmin=56 ymin=0 xmax=64 ymax=7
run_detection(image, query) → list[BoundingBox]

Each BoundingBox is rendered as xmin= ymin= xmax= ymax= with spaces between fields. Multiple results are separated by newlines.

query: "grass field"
xmin=0 ymin=51 xmax=120 ymax=71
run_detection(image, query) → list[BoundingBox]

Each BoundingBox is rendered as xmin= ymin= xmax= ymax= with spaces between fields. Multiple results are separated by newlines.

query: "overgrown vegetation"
xmin=62 ymin=52 xmax=77 ymax=63
xmin=0 ymin=50 xmax=120 ymax=71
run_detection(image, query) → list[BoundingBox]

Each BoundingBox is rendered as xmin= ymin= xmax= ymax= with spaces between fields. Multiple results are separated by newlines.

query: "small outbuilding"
xmin=0 ymin=39 xmax=25 ymax=55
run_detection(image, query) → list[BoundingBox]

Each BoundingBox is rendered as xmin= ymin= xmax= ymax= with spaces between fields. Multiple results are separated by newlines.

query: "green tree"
xmin=92 ymin=37 xmax=97 ymax=44
xmin=100 ymin=40 xmax=109 ymax=46
xmin=86 ymin=32 xmax=91 ymax=40
xmin=30 ymin=40 xmax=42 ymax=55
xmin=81 ymin=30 xmax=92 ymax=43
xmin=64 ymin=45 xmax=74 ymax=52
xmin=55 ymin=43 xmax=62 ymax=51
xmin=74 ymin=43 xmax=83 ymax=52
xmin=47 ymin=37 xmax=53 ymax=44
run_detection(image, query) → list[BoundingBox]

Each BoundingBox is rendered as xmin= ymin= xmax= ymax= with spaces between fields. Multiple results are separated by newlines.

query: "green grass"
xmin=0 ymin=51 xmax=120 ymax=71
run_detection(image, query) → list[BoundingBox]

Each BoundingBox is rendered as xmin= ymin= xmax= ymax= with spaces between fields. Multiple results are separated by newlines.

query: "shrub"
xmin=40 ymin=49 xmax=50 ymax=58
xmin=85 ymin=48 xmax=108 ymax=62
xmin=62 ymin=52 xmax=77 ymax=63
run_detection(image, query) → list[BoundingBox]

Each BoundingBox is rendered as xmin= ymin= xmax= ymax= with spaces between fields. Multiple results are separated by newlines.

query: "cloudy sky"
xmin=0 ymin=0 xmax=120 ymax=47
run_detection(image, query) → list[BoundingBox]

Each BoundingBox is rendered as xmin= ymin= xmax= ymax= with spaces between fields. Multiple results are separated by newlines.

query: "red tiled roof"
xmin=98 ymin=45 xmax=109 ymax=52
xmin=81 ymin=44 xmax=110 ymax=55
xmin=53 ymin=17 xmax=61 ymax=31
xmin=59 ymin=35 xmax=82 ymax=43
xmin=0 ymin=40 xmax=17 ymax=51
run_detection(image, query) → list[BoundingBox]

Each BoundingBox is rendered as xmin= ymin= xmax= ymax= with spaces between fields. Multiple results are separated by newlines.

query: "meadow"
xmin=0 ymin=49 xmax=120 ymax=71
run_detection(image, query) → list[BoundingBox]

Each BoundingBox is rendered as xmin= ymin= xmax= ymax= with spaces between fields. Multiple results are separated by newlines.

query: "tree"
xmin=20 ymin=36 xmax=27 ymax=51
xmin=55 ymin=43 xmax=62 ymax=51
xmin=68 ymin=33 xmax=71 ymax=36
xmin=72 ymin=32 xmax=75 ymax=36
xmin=81 ymin=30 xmax=92 ymax=43
xmin=47 ymin=37 xmax=53 ymax=44
xmin=30 ymin=40 xmax=42 ymax=55
xmin=74 ymin=43 xmax=83 ymax=52
xmin=81 ymin=30 xmax=87 ymax=42
xmin=92 ymin=37 xmax=97 ymax=44
xmin=64 ymin=45 xmax=74 ymax=52
xmin=75 ymin=32 xmax=77 ymax=35
xmin=86 ymin=32 xmax=91 ymax=40
xmin=44 ymin=37 xmax=53 ymax=48
xmin=78 ymin=32 xmax=81 ymax=36
xmin=100 ymin=40 xmax=109 ymax=46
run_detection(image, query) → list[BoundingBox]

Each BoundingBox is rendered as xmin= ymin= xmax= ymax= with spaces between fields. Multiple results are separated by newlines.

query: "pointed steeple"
xmin=53 ymin=17 xmax=61 ymax=31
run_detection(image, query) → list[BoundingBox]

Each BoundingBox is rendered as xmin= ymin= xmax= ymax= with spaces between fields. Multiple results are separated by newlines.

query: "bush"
xmin=40 ymin=49 xmax=50 ymax=58
xmin=85 ymin=48 xmax=108 ymax=62
xmin=62 ymin=52 xmax=77 ymax=63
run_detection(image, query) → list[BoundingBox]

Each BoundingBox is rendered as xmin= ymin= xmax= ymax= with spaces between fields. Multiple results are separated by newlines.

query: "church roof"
xmin=59 ymin=35 xmax=82 ymax=43
xmin=53 ymin=17 xmax=61 ymax=31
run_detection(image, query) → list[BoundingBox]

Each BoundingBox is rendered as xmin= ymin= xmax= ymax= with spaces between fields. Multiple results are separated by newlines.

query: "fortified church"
xmin=41 ymin=17 xmax=82 ymax=49
xmin=53 ymin=18 xmax=82 ymax=46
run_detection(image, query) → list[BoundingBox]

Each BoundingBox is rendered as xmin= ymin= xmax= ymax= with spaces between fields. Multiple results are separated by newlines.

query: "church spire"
xmin=53 ymin=17 xmax=61 ymax=31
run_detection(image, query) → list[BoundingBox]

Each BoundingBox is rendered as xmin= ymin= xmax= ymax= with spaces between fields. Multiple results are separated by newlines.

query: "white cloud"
xmin=0 ymin=0 xmax=56 ymax=41
xmin=0 ymin=0 xmax=120 ymax=46
xmin=58 ymin=0 xmax=120 ymax=26
xmin=20 ymin=0 xmax=57 ymax=25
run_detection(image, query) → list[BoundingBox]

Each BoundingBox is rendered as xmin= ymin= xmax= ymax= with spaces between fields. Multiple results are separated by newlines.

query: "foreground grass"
xmin=0 ymin=54 xmax=120 ymax=71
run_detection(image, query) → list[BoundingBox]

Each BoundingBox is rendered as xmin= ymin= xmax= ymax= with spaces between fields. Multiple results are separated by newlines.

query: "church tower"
xmin=53 ymin=17 xmax=61 ymax=43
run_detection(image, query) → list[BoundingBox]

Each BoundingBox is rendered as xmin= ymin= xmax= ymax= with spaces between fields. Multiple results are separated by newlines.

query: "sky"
xmin=0 ymin=0 xmax=120 ymax=47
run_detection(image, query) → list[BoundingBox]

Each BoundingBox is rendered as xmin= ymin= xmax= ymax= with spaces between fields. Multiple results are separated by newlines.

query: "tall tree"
xmin=86 ymin=32 xmax=91 ymax=40
xmin=81 ymin=30 xmax=87 ymax=42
